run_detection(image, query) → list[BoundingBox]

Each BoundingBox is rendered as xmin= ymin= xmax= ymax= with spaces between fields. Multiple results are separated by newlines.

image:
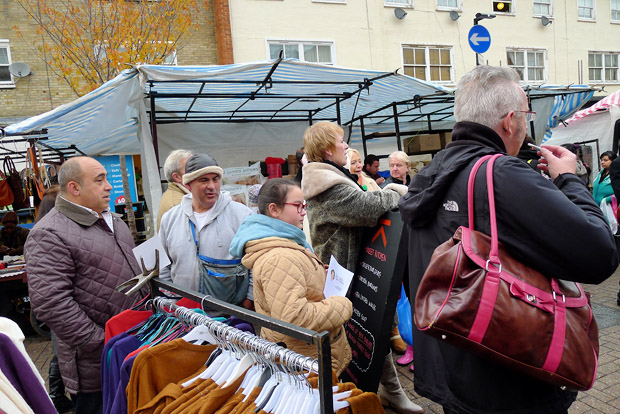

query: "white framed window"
xmin=385 ymin=0 xmax=413 ymax=7
xmin=402 ymin=45 xmax=453 ymax=83
xmin=506 ymin=49 xmax=547 ymax=83
xmin=612 ymin=0 xmax=620 ymax=23
xmin=493 ymin=1 xmax=514 ymax=14
xmin=588 ymin=52 xmax=619 ymax=83
xmin=0 ymin=40 xmax=14 ymax=86
xmin=268 ymin=40 xmax=335 ymax=65
xmin=437 ymin=0 xmax=459 ymax=10
xmin=578 ymin=0 xmax=595 ymax=20
xmin=533 ymin=0 xmax=552 ymax=16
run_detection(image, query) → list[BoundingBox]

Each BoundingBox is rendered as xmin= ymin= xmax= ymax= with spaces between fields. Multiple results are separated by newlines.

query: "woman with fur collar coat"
xmin=300 ymin=122 xmax=422 ymax=414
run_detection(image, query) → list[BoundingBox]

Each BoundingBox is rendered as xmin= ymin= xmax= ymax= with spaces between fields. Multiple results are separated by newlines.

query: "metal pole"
xmin=149 ymin=93 xmax=160 ymax=168
xmin=360 ymin=118 xmax=368 ymax=157
xmin=393 ymin=103 xmax=402 ymax=151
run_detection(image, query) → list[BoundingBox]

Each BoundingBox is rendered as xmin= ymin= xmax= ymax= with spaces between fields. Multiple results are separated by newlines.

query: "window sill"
xmin=436 ymin=7 xmax=461 ymax=12
xmin=0 ymin=83 xmax=16 ymax=89
xmin=577 ymin=18 xmax=597 ymax=22
xmin=385 ymin=3 xmax=413 ymax=8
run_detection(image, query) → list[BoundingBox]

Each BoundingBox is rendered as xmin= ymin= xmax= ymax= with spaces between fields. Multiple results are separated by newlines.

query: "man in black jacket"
xmin=400 ymin=65 xmax=618 ymax=413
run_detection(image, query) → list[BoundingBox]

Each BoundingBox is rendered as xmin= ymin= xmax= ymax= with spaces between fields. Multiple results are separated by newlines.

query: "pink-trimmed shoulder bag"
xmin=414 ymin=154 xmax=599 ymax=391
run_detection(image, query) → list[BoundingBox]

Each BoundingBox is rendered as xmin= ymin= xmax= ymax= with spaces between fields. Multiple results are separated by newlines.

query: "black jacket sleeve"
xmin=489 ymin=157 xmax=618 ymax=284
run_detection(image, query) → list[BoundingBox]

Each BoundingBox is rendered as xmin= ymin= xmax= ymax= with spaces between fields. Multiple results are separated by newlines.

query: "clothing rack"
xmin=149 ymin=278 xmax=334 ymax=414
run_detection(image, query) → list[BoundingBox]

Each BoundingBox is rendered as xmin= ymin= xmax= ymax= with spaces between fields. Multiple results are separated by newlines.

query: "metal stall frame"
xmin=143 ymin=58 xmax=396 ymax=171
xmin=349 ymin=86 xmax=600 ymax=158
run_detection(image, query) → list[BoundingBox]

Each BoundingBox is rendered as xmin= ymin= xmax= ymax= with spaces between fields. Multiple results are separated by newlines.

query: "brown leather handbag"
xmin=0 ymin=171 xmax=15 ymax=209
xmin=414 ymin=154 xmax=599 ymax=391
xmin=3 ymin=156 xmax=29 ymax=211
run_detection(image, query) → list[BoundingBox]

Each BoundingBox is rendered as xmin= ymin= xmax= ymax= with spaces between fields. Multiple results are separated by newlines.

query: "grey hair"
xmin=388 ymin=150 xmax=410 ymax=165
xmin=163 ymin=149 xmax=193 ymax=182
xmin=58 ymin=157 xmax=87 ymax=193
xmin=454 ymin=65 xmax=524 ymax=130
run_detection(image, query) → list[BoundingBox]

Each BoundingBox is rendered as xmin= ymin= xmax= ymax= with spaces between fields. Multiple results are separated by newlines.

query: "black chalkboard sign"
xmin=340 ymin=210 xmax=407 ymax=392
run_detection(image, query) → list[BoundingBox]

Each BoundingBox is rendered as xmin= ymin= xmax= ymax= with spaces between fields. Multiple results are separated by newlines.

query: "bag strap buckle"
xmin=485 ymin=260 xmax=502 ymax=273
xmin=552 ymin=290 xmax=566 ymax=302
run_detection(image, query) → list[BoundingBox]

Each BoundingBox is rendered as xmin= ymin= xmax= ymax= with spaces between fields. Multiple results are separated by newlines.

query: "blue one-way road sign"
xmin=468 ymin=25 xmax=491 ymax=54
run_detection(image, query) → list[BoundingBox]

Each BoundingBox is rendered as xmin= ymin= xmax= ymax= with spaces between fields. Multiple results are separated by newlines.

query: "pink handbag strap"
xmin=465 ymin=154 xmax=587 ymax=377
xmin=467 ymin=154 xmax=503 ymax=264
xmin=466 ymin=154 xmax=503 ymax=343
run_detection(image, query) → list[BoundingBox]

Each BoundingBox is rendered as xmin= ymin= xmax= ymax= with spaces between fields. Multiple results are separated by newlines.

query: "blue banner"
xmin=94 ymin=155 xmax=138 ymax=211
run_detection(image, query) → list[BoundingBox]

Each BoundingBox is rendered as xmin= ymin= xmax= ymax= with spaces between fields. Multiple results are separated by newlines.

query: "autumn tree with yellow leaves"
xmin=15 ymin=0 xmax=207 ymax=96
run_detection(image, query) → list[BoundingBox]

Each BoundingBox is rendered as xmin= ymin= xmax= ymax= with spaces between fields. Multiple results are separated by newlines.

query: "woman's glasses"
xmin=284 ymin=201 xmax=307 ymax=213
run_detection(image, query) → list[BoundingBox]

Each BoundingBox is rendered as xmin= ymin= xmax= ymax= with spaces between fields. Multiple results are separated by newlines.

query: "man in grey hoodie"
xmin=159 ymin=153 xmax=254 ymax=308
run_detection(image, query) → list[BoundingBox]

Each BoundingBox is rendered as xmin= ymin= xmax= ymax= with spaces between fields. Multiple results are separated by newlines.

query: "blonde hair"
xmin=347 ymin=148 xmax=361 ymax=159
xmin=389 ymin=151 xmax=410 ymax=167
xmin=346 ymin=148 xmax=361 ymax=172
xmin=303 ymin=122 xmax=344 ymax=163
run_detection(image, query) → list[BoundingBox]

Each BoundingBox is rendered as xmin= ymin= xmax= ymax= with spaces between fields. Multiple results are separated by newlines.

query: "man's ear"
xmin=500 ymin=111 xmax=514 ymax=135
xmin=67 ymin=181 xmax=80 ymax=196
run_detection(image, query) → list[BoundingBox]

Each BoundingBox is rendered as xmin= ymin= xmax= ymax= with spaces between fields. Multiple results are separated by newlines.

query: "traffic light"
xmin=493 ymin=1 xmax=511 ymax=13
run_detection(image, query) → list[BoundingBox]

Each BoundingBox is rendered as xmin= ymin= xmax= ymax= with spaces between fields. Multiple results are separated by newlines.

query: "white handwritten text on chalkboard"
xmin=346 ymin=318 xmax=376 ymax=372
xmin=357 ymin=274 xmax=379 ymax=292
xmin=360 ymin=261 xmax=382 ymax=278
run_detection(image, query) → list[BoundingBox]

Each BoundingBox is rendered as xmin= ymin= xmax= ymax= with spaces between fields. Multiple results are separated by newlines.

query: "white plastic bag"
xmin=600 ymin=197 xmax=618 ymax=234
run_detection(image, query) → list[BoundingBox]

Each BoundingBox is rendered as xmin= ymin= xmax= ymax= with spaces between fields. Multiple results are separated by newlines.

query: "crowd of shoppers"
xmin=19 ymin=65 xmax=620 ymax=414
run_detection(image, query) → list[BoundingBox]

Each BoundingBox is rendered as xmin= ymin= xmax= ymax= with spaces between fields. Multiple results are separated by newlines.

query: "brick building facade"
xmin=0 ymin=0 xmax=231 ymax=126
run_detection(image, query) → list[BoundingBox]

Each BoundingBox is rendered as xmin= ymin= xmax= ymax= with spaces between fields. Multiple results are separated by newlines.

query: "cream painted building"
xmin=229 ymin=0 xmax=620 ymax=93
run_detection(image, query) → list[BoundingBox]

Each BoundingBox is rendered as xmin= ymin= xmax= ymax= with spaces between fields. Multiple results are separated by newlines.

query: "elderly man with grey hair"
xmin=380 ymin=150 xmax=411 ymax=188
xmin=157 ymin=149 xmax=193 ymax=230
xmin=399 ymin=66 xmax=618 ymax=413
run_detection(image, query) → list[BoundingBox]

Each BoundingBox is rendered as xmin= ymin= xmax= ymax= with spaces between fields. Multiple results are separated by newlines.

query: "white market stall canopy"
xmin=1 ymin=59 xmax=458 ymax=225
xmin=2 ymin=59 xmax=455 ymax=160
xmin=3 ymin=59 xmax=596 ymax=163
xmin=1 ymin=59 xmax=597 ymax=226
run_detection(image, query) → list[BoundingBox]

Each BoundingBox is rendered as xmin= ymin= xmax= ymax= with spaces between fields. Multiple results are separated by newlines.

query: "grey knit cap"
xmin=182 ymin=153 xmax=224 ymax=185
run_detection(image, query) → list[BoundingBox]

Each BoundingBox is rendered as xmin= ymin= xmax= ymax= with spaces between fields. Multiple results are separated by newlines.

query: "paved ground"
xmin=23 ymin=267 xmax=620 ymax=413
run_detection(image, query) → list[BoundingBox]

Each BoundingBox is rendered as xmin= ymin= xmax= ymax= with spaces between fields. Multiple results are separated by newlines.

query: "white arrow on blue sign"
xmin=468 ymin=25 xmax=491 ymax=54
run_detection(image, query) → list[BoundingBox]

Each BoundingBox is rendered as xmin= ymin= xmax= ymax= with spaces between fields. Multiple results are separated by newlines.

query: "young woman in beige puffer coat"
xmin=229 ymin=178 xmax=353 ymax=375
